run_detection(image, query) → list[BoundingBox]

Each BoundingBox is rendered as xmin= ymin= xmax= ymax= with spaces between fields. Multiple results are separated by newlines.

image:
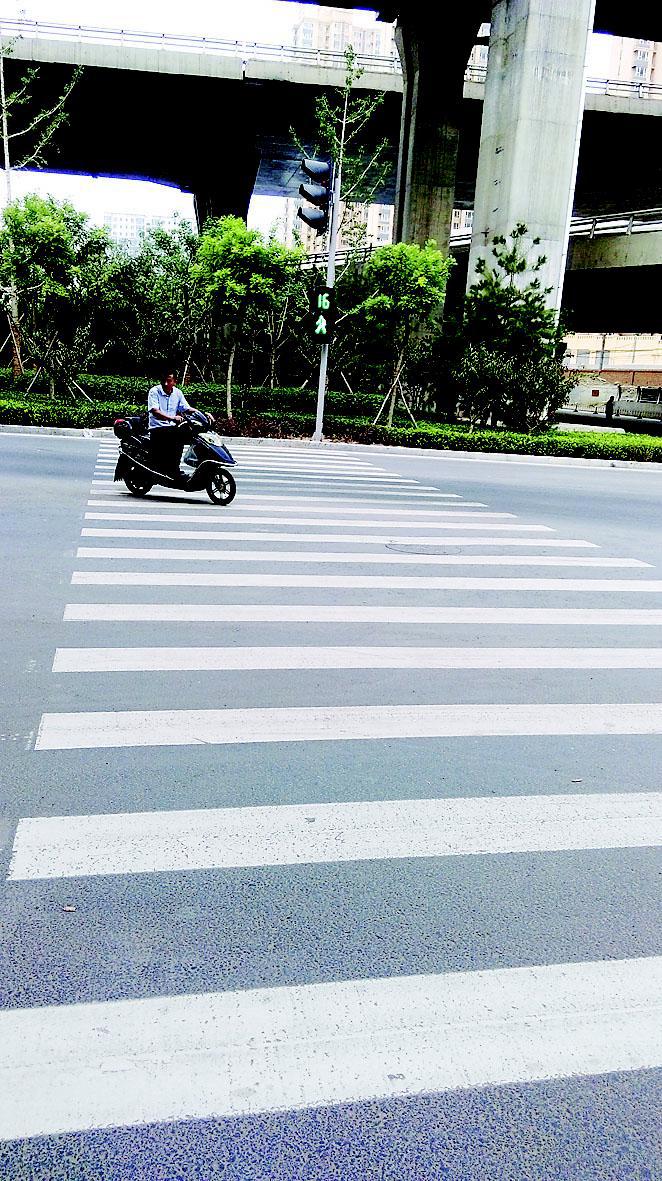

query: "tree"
xmin=463 ymin=224 xmax=565 ymax=360
xmin=455 ymin=224 xmax=572 ymax=430
xmin=119 ymin=220 xmax=204 ymax=379
xmin=350 ymin=240 xmax=453 ymax=425
xmin=192 ymin=216 xmax=303 ymax=419
xmin=0 ymin=194 xmax=115 ymax=394
xmin=0 ymin=44 xmax=81 ymax=374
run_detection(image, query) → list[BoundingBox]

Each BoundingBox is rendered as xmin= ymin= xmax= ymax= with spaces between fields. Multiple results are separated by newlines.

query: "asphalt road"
xmin=0 ymin=430 xmax=661 ymax=1180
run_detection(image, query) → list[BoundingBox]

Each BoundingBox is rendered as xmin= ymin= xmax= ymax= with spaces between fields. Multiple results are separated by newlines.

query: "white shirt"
xmin=147 ymin=385 xmax=190 ymax=430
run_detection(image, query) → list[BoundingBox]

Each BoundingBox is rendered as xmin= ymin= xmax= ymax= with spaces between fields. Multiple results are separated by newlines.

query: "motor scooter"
xmin=113 ymin=410 xmax=237 ymax=504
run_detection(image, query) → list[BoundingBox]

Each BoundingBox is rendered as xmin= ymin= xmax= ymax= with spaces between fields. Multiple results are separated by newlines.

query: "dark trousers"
xmin=150 ymin=427 xmax=183 ymax=476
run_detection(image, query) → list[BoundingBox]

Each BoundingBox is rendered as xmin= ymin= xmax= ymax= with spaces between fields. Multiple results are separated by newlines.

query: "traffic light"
xmin=297 ymin=159 xmax=332 ymax=234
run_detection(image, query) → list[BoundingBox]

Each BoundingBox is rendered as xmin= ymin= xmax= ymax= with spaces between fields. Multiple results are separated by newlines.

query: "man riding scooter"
xmin=148 ymin=370 xmax=214 ymax=478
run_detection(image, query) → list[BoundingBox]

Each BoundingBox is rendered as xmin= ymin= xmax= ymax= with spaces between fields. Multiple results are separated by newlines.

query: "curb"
xmin=0 ymin=423 xmax=114 ymax=438
xmin=2 ymin=422 xmax=661 ymax=470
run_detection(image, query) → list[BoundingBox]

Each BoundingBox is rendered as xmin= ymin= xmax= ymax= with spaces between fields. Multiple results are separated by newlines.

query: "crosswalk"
xmin=2 ymin=436 xmax=662 ymax=1163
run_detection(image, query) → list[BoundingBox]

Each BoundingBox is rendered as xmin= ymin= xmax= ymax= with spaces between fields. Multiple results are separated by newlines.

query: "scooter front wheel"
xmin=124 ymin=464 xmax=153 ymax=497
xmin=206 ymin=468 xmax=236 ymax=505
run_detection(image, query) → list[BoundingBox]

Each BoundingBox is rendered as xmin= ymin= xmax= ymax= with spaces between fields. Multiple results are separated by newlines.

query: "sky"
xmin=10 ymin=0 xmax=378 ymax=45
xmin=0 ymin=1 xmax=381 ymax=236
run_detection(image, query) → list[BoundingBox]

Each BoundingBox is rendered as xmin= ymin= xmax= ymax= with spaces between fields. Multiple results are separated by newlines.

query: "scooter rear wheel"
xmin=124 ymin=464 xmax=153 ymax=498
xmin=206 ymin=468 xmax=236 ymax=505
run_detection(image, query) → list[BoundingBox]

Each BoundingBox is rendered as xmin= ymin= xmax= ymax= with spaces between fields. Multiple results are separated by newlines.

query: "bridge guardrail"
xmin=3 ymin=21 xmax=662 ymax=99
xmin=464 ymin=63 xmax=662 ymax=101
xmin=448 ymin=208 xmax=662 ymax=251
xmin=0 ymin=17 xmax=402 ymax=74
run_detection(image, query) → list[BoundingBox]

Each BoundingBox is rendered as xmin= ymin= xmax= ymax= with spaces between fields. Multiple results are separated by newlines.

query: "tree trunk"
xmin=386 ymin=350 xmax=406 ymax=427
xmin=8 ymin=299 xmax=23 ymax=379
xmin=226 ymin=340 xmax=237 ymax=419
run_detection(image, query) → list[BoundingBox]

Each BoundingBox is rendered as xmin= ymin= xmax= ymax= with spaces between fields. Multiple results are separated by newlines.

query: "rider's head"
xmin=160 ymin=370 xmax=176 ymax=394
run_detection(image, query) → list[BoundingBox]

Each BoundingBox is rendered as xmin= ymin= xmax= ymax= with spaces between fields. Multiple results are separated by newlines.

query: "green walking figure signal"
xmin=312 ymin=287 xmax=334 ymax=341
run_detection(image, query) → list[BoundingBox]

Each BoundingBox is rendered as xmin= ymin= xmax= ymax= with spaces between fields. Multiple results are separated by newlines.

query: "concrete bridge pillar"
xmin=468 ymin=0 xmax=596 ymax=311
xmin=394 ymin=26 xmax=461 ymax=253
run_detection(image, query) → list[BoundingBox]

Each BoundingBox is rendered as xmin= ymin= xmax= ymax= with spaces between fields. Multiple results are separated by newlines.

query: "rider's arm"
xmin=151 ymin=407 xmax=180 ymax=422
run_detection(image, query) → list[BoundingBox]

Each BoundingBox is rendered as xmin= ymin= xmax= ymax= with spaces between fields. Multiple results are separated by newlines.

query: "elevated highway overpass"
xmin=1 ymin=20 xmax=661 ymax=224
xmin=2 ymin=6 xmax=661 ymax=318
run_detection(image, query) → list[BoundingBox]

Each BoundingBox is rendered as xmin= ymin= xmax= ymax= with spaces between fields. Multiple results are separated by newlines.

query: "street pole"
xmin=312 ymin=160 xmax=342 ymax=444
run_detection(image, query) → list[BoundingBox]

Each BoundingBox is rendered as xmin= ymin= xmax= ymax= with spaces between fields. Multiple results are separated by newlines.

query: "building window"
xmin=576 ymin=350 xmax=592 ymax=368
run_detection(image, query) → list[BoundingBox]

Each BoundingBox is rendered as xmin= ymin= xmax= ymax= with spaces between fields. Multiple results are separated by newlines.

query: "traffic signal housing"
xmin=297 ymin=159 xmax=332 ymax=234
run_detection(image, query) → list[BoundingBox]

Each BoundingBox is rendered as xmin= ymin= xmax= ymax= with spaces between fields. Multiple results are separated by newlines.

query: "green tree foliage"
xmin=192 ymin=216 xmax=304 ymax=418
xmin=0 ymin=194 xmax=116 ymax=392
xmin=115 ymin=220 xmax=203 ymax=378
xmin=456 ymin=224 xmax=572 ymax=431
xmin=0 ymin=46 xmax=82 ymax=374
xmin=350 ymin=240 xmax=453 ymax=425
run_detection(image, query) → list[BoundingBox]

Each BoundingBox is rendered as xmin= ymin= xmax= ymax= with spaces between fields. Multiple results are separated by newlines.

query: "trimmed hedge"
xmin=4 ymin=392 xmax=662 ymax=462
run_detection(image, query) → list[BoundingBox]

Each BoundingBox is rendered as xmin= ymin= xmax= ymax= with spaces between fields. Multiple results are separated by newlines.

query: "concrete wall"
xmin=569 ymin=230 xmax=662 ymax=269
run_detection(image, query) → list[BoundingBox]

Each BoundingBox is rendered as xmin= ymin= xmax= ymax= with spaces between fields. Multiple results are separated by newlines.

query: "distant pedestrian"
xmin=605 ymin=395 xmax=615 ymax=423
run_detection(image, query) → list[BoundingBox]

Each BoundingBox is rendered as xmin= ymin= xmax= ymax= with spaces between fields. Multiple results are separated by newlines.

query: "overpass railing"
xmin=4 ymin=21 xmax=662 ymax=97
xmin=0 ymin=17 xmax=402 ymax=75
xmin=464 ymin=63 xmax=662 ymax=101
xmin=299 ymin=208 xmax=662 ymax=267
xmin=448 ymin=208 xmax=662 ymax=250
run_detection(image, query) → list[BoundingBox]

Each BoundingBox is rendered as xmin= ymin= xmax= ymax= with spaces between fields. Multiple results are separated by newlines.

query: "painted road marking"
xmin=10 ymin=792 xmax=661 ymax=880
xmin=35 ymin=701 xmax=662 ymax=749
xmin=75 ymin=542 xmax=596 ymax=563
xmin=1 ymin=957 xmax=659 ymax=1139
xmin=51 ymin=645 xmax=662 ymax=673
xmin=69 ymin=560 xmax=653 ymax=587
xmin=84 ymin=511 xmax=515 ymax=525
xmin=86 ymin=498 xmax=483 ymax=512
xmin=80 ymin=526 xmax=554 ymax=543
xmin=68 ymin=604 xmax=662 ymax=624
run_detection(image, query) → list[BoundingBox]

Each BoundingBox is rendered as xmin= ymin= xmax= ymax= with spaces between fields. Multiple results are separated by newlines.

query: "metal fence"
xmin=464 ymin=63 xmax=662 ymax=101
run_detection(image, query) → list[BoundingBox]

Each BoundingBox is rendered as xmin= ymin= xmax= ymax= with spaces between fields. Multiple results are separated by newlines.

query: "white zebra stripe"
xmin=1 ymin=956 xmax=660 ymax=1139
xmin=52 ymin=645 xmax=662 ymax=673
xmin=34 ymin=701 xmax=662 ymax=750
xmin=10 ymin=791 xmax=660 ymax=879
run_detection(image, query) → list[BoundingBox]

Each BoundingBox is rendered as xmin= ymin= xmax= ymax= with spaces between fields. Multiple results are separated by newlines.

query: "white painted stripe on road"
xmin=69 ymin=559 xmax=654 ymax=587
xmin=75 ymin=542 xmax=597 ymax=564
xmin=84 ymin=511 xmax=515 ymax=525
xmin=80 ymin=525 xmax=554 ymax=543
xmin=10 ymin=791 xmax=661 ymax=880
xmin=224 ymin=461 xmax=382 ymax=472
xmin=75 ymin=576 xmax=660 ymax=592
xmin=34 ymin=701 xmax=662 ymax=750
xmin=1 ymin=956 xmax=660 ymax=1139
xmin=237 ymin=474 xmax=418 ymax=484
xmin=90 ymin=489 xmax=467 ymax=502
xmin=61 ymin=602 xmax=662 ymax=624
xmin=52 ymin=645 xmax=662 ymax=673
xmin=86 ymin=497 xmax=481 ymax=512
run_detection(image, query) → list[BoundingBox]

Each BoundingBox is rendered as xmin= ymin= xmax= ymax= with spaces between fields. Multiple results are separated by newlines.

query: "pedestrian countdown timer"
xmin=312 ymin=286 xmax=335 ymax=341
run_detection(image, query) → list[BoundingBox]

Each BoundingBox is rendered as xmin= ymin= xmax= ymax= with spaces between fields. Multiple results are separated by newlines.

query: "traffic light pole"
xmin=312 ymin=161 xmax=341 ymax=444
